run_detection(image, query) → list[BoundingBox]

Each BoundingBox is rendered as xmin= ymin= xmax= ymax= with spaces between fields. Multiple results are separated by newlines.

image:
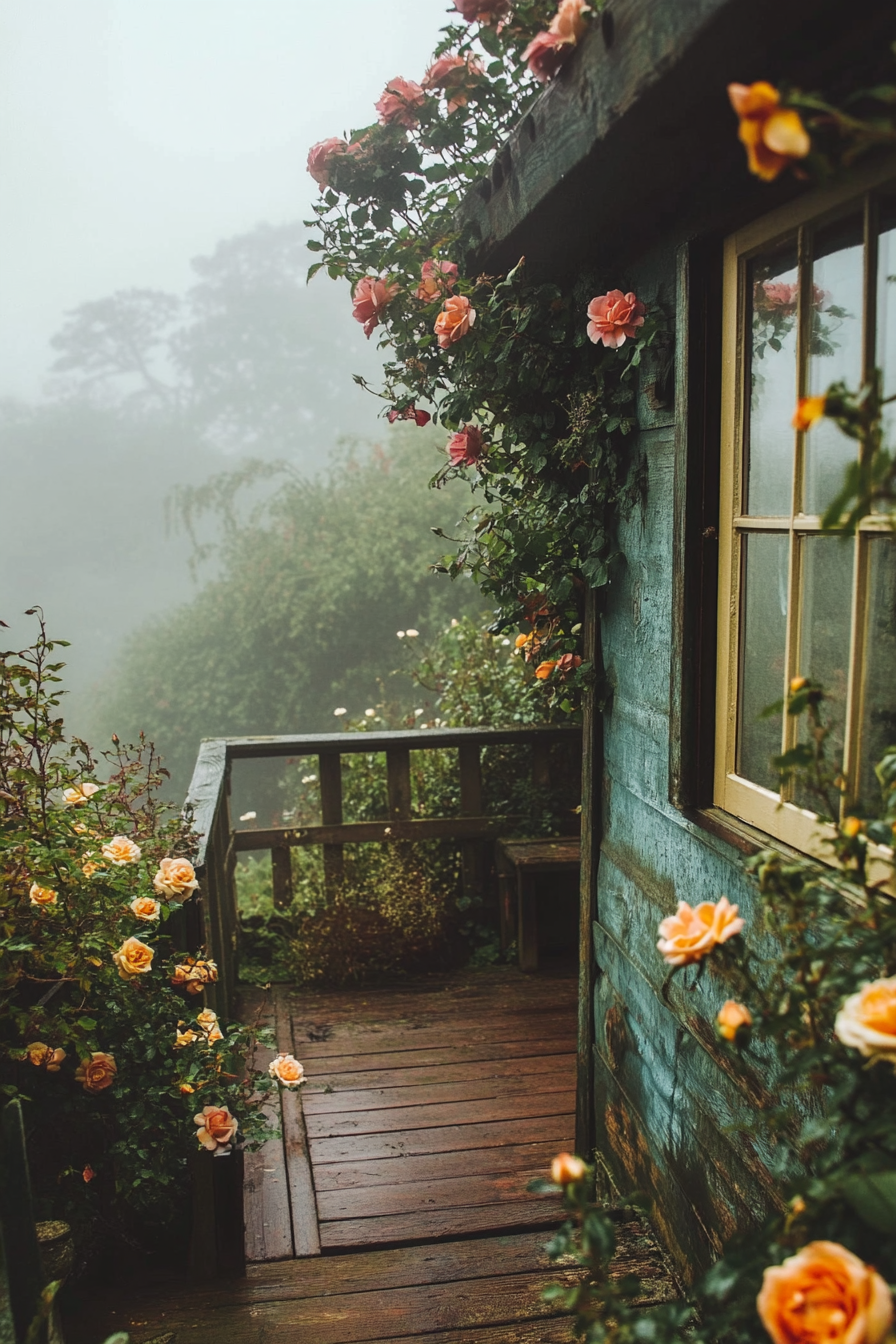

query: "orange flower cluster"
xmin=171 ymin=956 xmax=219 ymax=996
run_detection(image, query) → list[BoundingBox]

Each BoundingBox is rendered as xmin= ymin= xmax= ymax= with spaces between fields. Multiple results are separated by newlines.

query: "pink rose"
xmin=446 ymin=424 xmax=485 ymax=467
xmin=555 ymin=653 xmax=582 ymax=677
xmin=375 ymin=77 xmax=426 ymax=128
xmin=453 ymin=0 xmax=510 ymax=21
xmin=756 ymin=280 xmax=797 ymax=314
xmin=422 ymin=54 xmax=483 ymax=113
xmin=434 ymin=294 xmax=476 ymax=349
xmin=387 ymin=405 xmax=432 ymax=427
xmin=306 ymin=137 xmax=348 ymax=191
xmin=586 ymin=290 xmax=646 ymax=348
xmin=522 ymin=31 xmax=567 ymax=82
xmin=416 ymin=259 xmax=459 ymax=302
xmin=550 ymin=0 xmax=591 ymax=43
xmin=352 ymin=276 xmax=400 ymax=338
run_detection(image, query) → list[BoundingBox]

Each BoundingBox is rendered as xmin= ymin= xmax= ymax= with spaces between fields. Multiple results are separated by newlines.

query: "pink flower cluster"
xmin=523 ymin=0 xmax=591 ymax=83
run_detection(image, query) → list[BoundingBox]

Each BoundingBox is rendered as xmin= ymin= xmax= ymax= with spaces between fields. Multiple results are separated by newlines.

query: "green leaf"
xmin=836 ymin=1171 xmax=896 ymax=1233
xmin=77 ymin=1016 xmax=97 ymax=1030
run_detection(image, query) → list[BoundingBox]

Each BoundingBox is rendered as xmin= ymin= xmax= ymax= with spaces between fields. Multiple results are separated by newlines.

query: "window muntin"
xmin=716 ymin=168 xmax=896 ymax=857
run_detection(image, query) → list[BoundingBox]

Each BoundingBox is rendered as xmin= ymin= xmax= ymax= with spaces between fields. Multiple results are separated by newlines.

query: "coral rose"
xmin=447 ymin=424 xmax=485 ymax=467
xmin=268 ymin=1053 xmax=306 ymax=1086
xmin=306 ymin=136 xmax=349 ymax=191
xmin=27 ymin=1042 xmax=66 ymax=1071
xmin=717 ymin=1000 xmax=753 ymax=1042
xmin=728 ymin=82 xmax=811 ymax=182
xmin=352 ymin=275 xmax=400 ymax=338
xmin=793 ymin=396 xmax=827 ymax=431
xmin=834 ymin=976 xmax=896 ymax=1066
xmin=75 ymin=1052 xmax=117 ymax=1093
xmin=522 ymin=31 xmax=567 ymax=82
xmin=197 ymin=1009 xmax=224 ymax=1044
xmin=757 ymin=1241 xmax=892 ymax=1344
xmin=375 ymin=77 xmax=425 ymax=128
xmin=435 ymin=294 xmax=476 ymax=349
xmin=422 ymin=54 xmax=483 ymax=113
xmin=550 ymin=0 xmax=591 ymax=44
xmin=194 ymin=1105 xmax=239 ymax=1155
xmin=657 ymin=896 xmax=745 ymax=967
xmin=387 ymin=405 xmax=431 ymax=427
xmin=129 ymin=896 xmax=161 ymax=921
xmin=453 ymin=0 xmax=510 ymax=21
xmin=416 ymin=259 xmax=459 ymax=302
xmin=102 ymin=836 xmax=141 ymax=865
xmin=63 ymin=781 xmax=102 ymax=806
xmin=29 ymin=883 xmax=58 ymax=907
xmin=586 ymin=290 xmax=646 ymax=348
xmin=153 ymin=857 xmax=199 ymax=901
xmin=551 ymin=1152 xmax=586 ymax=1185
xmin=112 ymin=936 xmax=154 ymax=979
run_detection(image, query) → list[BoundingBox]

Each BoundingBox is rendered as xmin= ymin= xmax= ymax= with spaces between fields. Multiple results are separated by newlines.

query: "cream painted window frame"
xmin=715 ymin=155 xmax=896 ymax=865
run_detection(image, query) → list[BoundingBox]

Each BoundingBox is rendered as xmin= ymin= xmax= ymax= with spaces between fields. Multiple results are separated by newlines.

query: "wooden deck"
xmin=64 ymin=967 xmax=677 ymax=1344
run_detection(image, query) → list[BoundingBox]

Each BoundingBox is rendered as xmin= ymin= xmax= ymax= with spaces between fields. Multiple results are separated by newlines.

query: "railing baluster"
xmin=271 ymin=846 xmax=294 ymax=910
xmin=458 ymin=742 xmax=486 ymax=911
xmin=532 ymin=736 xmax=551 ymax=790
xmin=318 ymin=752 xmax=344 ymax=893
xmin=386 ymin=747 xmax=412 ymax=821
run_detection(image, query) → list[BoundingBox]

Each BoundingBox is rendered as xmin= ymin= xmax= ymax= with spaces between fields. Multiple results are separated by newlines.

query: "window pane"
xmin=746 ymin=248 xmax=798 ymax=517
xmin=877 ymin=196 xmax=896 ymax=448
xmin=737 ymin=532 xmax=788 ymax=790
xmin=793 ymin=535 xmax=853 ymax=809
xmin=858 ymin=536 xmax=896 ymax=810
xmin=805 ymin=217 xmax=864 ymax=515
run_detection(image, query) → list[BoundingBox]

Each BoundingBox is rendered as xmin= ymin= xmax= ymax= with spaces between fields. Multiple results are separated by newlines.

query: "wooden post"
xmin=458 ymin=742 xmax=487 ymax=912
xmin=517 ymin=869 xmax=539 ymax=972
xmin=386 ymin=747 xmax=412 ymax=821
xmin=189 ymin=1148 xmax=246 ymax=1279
xmin=271 ymin=846 xmax=294 ymax=910
xmin=532 ymin=736 xmax=551 ymax=791
xmin=318 ymin=752 xmax=344 ymax=893
xmin=576 ymin=586 xmax=602 ymax=1166
xmin=0 ymin=1100 xmax=43 ymax=1344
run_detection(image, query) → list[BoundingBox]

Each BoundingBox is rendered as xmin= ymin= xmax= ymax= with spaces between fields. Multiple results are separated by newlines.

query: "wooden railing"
xmin=184 ymin=726 xmax=581 ymax=1015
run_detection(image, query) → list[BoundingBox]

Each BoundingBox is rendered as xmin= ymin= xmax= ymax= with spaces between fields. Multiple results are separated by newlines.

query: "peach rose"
xmin=728 ymin=82 xmax=811 ymax=182
xmin=129 ymin=896 xmax=161 ymax=922
xmin=416 ymin=259 xmax=459 ymax=302
xmin=586 ymin=290 xmax=647 ymax=348
xmin=75 ymin=1052 xmax=117 ymax=1093
xmin=194 ymin=1105 xmax=239 ymax=1155
xmin=171 ymin=957 xmax=218 ymax=995
xmin=352 ymin=275 xmax=400 ymax=338
xmin=834 ymin=976 xmax=896 ymax=1066
xmin=454 ymin=0 xmax=510 ymax=20
xmin=522 ymin=31 xmax=567 ymax=82
xmin=793 ymin=396 xmax=827 ymax=431
xmin=551 ymin=1152 xmax=586 ymax=1184
xmin=550 ymin=0 xmax=591 ymax=44
xmin=196 ymin=1009 xmax=224 ymax=1044
xmin=63 ymin=781 xmax=102 ymax=806
xmin=268 ymin=1053 xmax=306 ymax=1087
xmin=29 ymin=883 xmax=58 ymax=907
xmin=421 ymin=54 xmax=483 ymax=113
xmin=447 ymin=424 xmax=485 ymax=467
xmin=112 ymin=936 xmax=154 ymax=979
xmin=27 ymin=1042 xmax=66 ymax=1072
xmin=435 ymin=294 xmax=476 ymax=349
xmin=657 ymin=896 xmax=745 ymax=967
xmin=153 ymin=857 xmax=199 ymax=901
xmin=757 ymin=1241 xmax=892 ymax=1344
xmin=717 ymin=1000 xmax=753 ymax=1041
xmin=306 ymin=136 xmax=348 ymax=191
xmin=102 ymin=835 xmax=141 ymax=866
xmin=375 ymin=76 xmax=425 ymax=128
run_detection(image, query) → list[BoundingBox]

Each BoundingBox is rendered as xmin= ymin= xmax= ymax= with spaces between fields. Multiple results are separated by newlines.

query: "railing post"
xmin=386 ymin=747 xmax=412 ymax=821
xmin=271 ymin=846 xmax=294 ymax=910
xmin=318 ymin=752 xmax=344 ymax=893
xmin=458 ymin=742 xmax=487 ymax=912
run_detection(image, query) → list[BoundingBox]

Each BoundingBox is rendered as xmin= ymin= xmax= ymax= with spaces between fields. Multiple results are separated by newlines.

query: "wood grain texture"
xmin=304 ymin=1090 xmax=574 ymax=1140
xmin=302 ymin=1066 xmax=575 ymax=1115
xmin=312 ymin=1140 xmax=572 ymax=1191
xmin=310 ymin=1111 xmax=576 ymax=1165
xmin=300 ymin=1036 xmax=575 ymax=1075
xmin=315 ymin=1166 xmax=555 ymax=1221
xmin=275 ymin=986 xmax=320 ymax=1256
xmin=319 ymin=1206 xmax=566 ymax=1250
xmin=303 ymin=1051 xmax=576 ymax=1093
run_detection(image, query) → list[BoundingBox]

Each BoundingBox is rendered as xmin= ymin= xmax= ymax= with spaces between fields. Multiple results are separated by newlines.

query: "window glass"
xmin=858 ymin=536 xmax=896 ymax=809
xmin=737 ymin=532 xmax=789 ymax=791
xmin=746 ymin=248 xmax=798 ymax=516
xmin=876 ymin=197 xmax=896 ymax=449
xmin=793 ymin=535 xmax=853 ymax=809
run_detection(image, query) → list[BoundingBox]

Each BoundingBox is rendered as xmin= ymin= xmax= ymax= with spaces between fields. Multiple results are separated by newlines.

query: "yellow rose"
xmin=174 ymin=1028 xmax=199 ymax=1049
xmin=196 ymin=1009 xmax=223 ymax=1044
xmin=129 ymin=896 xmax=161 ymax=922
xmin=153 ymin=857 xmax=199 ymax=901
xmin=170 ymin=957 xmax=218 ymax=994
xmin=29 ymin=883 xmax=58 ymax=907
xmin=102 ymin=836 xmax=142 ymax=866
xmin=75 ymin=1052 xmax=117 ymax=1093
xmin=63 ymin=781 xmax=102 ymax=806
xmin=268 ymin=1053 xmax=306 ymax=1086
xmin=757 ymin=1241 xmax=892 ymax=1344
xmin=112 ymin=936 xmax=154 ymax=979
xmin=834 ymin=977 xmax=896 ymax=1066
xmin=27 ymin=1042 xmax=66 ymax=1072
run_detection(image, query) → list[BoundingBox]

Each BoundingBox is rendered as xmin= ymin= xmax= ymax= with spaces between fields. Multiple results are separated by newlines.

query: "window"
xmin=715 ymin=161 xmax=896 ymax=856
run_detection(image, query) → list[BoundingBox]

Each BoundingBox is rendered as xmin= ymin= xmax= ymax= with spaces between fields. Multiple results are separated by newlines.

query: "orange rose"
xmin=716 ymin=1000 xmax=753 ymax=1042
xmin=75 ymin=1052 xmax=117 ymax=1093
xmin=834 ymin=976 xmax=896 ymax=1065
xmin=153 ymin=857 xmax=199 ymax=901
xmin=102 ymin=836 xmax=142 ymax=866
xmin=27 ymin=1042 xmax=66 ymax=1071
xmin=268 ymin=1053 xmax=306 ymax=1086
xmin=29 ymin=883 xmax=58 ymax=907
xmin=793 ymin=396 xmax=827 ymax=431
xmin=129 ymin=896 xmax=161 ymax=921
xmin=63 ymin=781 xmax=102 ymax=806
xmin=535 ymin=660 xmax=557 ymax=680
xmin=194 ymin=1105 xmax=239 ymax=1154
xmin=551 ymin=1152 xmax=586 ymax=1185
xmin=757 ymin=1241 xmax=892 ymax=1344
xmin=112 ymin=936 xmax=154 ymax=979
xmin=728 ymin=82 xmax=811 ymax=182
xmin=416 ymin=258 xmax=459 ymax=302
xmin=657 ymin=896 xmax=745 ymax=966
xmin=434 ymin=294 xmax=476 ymax=349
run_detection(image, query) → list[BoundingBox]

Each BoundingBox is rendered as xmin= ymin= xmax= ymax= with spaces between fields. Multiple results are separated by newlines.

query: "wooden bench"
xmin=495 ymin=837 xmax=581 ymax=971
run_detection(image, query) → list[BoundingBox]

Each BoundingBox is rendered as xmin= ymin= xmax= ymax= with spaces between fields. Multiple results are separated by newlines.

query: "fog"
xmin=0 ymin=0 xmax=466 ymax=763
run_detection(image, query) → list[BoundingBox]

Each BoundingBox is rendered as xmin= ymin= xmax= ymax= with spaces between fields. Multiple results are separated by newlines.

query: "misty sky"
xmin=0 ymin=0 xmax=451 ymax=399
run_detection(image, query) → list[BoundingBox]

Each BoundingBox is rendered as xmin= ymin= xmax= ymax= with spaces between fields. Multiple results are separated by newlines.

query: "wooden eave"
xmin=462 ymin=0 xmax=896 ymax=280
